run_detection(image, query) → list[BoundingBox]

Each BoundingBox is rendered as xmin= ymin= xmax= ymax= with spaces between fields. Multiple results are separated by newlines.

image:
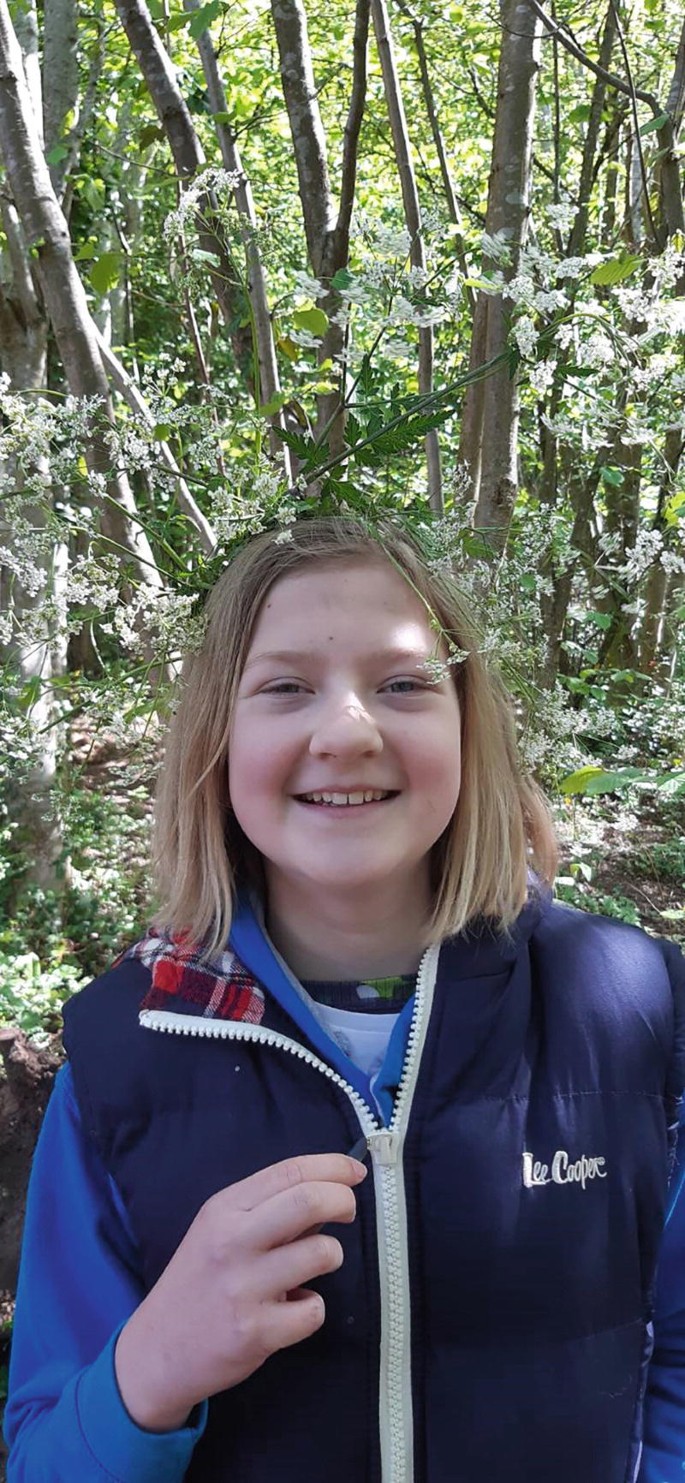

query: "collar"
xmin=117 ymin=929 xmax=266 ymax=1024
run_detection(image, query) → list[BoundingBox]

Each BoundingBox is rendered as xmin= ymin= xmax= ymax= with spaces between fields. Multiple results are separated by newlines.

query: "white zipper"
xmin=140 ymin=940 xmax=440 ymax=1482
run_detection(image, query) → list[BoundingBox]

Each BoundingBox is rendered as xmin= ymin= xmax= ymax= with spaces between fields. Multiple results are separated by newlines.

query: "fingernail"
xmin=348 ymin=1136 xmax=368 ymax=1167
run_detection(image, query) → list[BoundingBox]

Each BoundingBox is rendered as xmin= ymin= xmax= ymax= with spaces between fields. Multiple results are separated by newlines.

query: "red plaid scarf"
xmin=118 ymin=930 xmax=265 ymax=1024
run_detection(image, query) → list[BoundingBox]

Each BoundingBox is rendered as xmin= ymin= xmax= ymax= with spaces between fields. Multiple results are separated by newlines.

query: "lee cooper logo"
xmin=522 ymin=1149 xmax=607 ymax=1190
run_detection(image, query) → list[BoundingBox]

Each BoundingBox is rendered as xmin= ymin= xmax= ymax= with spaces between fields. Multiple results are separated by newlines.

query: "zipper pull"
xmin=367 ymin=1130 xmax=401 ymax=1166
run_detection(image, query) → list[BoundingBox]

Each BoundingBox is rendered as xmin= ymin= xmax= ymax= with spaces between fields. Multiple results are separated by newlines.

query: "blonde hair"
xmin=153 ymin=517 xmax=557 ymax=953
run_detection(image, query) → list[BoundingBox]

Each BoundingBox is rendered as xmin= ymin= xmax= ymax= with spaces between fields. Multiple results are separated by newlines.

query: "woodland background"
xmin=0 ymin=0 xmax=684 ymax=1444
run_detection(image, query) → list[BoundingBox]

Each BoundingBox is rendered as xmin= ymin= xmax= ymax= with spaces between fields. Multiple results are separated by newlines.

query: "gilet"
xmin=63 ymin=897 xmax=685 ymax=1483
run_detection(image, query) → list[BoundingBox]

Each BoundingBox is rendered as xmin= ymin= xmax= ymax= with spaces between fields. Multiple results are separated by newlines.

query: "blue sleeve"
xmin=4 ymin=1064 xmax=207 ymax=1481
xmin=640 ymin=1118 xmax=685 ymax=1481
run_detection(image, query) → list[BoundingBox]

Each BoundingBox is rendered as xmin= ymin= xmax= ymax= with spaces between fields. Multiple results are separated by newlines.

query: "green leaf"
xmin=152 ymin=423 xmax=172 ymax=441
xmin=664 ymin=491 xmax=685 ymax=524
xmin=569 ymin=104 xmax=591 ymax=124
xmin=331 ymin=267 xmax=354 ymax=290
xmin=600 ymin=465 xmax=625 ymax=487
xmin=88 ymin=252 xmax=121 ymax=296
xmin=559 ymin=766 xmax=643 ymax=796
xmin=138 ymin=123 xmax=165 ymax=148
xmin=168 ymin=12 xmax=191 ymax=28
xmin=258 ymin=392 xmax=288 ymax=417
xmin=639 ymin=113 xmax=670 ymax=136
xmin=45 ymin=143 xmax=69 ymax=165
xmin=74 ymin=242 xmax=97 ymax=261
xmin=590 ymin=255 xmax=641 ymax=286
xmin=212 ymin=111 xmax=232 ymax=125
xmin=293 ymin=306 xmax=329 ymax=338
xmin=559 ymin=766 xmax=606 ymax=796
xmin=584 ymin=609 xmax=613 ymax=630
xmin=189 ymin=0 xmax=221 ymax=39
xmin=278 ymin=428 xmax=314 ymax=458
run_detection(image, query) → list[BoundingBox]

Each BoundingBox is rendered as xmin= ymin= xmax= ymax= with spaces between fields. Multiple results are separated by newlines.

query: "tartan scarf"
xmin=118 ymin=929 xmax=266 ymax=1025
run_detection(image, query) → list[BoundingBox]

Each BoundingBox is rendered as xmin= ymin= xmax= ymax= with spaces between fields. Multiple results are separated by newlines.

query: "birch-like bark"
xmin=0 ymin=11 xmax=63 ymax=891
xmin=371 ymin=0 xmax=441 ymax=511
xmin=270 ymin=0 xmax=336 ymax=277
xmin=183 ymin=0 xmax=292 ymax=477
xmin=43 ymin=0 xmax=79 ymax=196
xmin=0 ymin=0 xmax=161 ymax=591
xmin=463 ymin=0 xmax=541 ymax=550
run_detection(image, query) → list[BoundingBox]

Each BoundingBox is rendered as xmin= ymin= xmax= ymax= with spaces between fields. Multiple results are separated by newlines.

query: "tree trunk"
xmin=0 ymin=33 xmax=64 ymax=894
xmin=183 ymin=0 xmax=292 ymax=475
xmin=370 ymin=0 xmax=442 ymax=511
xmin=42 ymin=0 xmax=79 ymax=197
xmin=270 ymin=0 xmax=370 ymax=454
xmin=461 ymin=0 xmax=542 ymax=552
xmin=0 ymin=0 xmax=162 ymax=595
xmin=113 ymin=0 xmax=254 ymax=382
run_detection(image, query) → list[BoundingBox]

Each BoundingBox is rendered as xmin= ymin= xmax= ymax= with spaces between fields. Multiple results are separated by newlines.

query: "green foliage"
xmin=0 ymin=778 xmax=150 ymax=1039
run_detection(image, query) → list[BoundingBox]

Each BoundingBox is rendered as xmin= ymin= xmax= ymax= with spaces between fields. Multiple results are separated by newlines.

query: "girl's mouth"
xmin=295 ymin=789 xmax=398 ymax=807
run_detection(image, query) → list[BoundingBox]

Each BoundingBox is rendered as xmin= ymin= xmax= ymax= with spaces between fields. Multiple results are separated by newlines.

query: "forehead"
xmin=246 ymin=557 xmax=437 ymax=655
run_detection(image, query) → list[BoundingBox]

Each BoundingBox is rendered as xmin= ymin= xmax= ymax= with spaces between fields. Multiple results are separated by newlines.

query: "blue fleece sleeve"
xmin=640 ymin=1116 xmax=685 ymax=1481
xmin=639 ymin=938 xmax=685 ymax=1482
xmin=4 ymin=1064 xmax=206 ymax=1481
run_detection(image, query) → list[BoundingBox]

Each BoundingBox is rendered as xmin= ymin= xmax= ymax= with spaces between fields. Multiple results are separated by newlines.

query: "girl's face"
xmin=229 ymin=559 xmax=462 ymax=914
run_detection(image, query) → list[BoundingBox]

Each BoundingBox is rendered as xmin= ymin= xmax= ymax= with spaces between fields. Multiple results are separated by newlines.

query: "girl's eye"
xmin=262 ymin=681 xmax=306 ymax=695
xmin=383 ymin=678 xmax=424 ymax=694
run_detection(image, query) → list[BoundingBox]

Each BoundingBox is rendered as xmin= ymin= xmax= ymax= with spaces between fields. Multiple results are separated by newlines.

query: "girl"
xmin=5 ymin=515 xmax=685 ymax=1483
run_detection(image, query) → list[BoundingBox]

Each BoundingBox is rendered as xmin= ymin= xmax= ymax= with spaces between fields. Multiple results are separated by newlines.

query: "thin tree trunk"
xmin=468 ymin=0 xmax=542 ymax=550
xmin=113 ymin=0 xmax=254 ymax=382
xmin=395 ymin=0 xmax=474 ymax=315
xmin=183 ymin=0 xmax=292 ymax=477
xmin=0 ymin=0 xmax=162 ymax=594
xmin=567 ymin=4 xmax=617 ymax=257
xmin=42 ymin=0 xmax=79 ymax=196
xmin=270 ymin=0 xmax=370 ymax=452
xmin=370 ymin=0 xmax=442 ymax=510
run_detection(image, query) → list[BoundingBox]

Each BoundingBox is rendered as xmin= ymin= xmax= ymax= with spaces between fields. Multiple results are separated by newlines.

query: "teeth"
xmin=300 ymin=790 xmax=391 ymax=806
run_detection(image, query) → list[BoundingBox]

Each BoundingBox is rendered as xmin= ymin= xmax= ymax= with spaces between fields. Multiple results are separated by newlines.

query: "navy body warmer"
xmin=63 ymin=902 xmax=685 ymax=1483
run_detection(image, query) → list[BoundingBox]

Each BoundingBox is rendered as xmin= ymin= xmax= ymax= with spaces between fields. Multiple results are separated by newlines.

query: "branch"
xmin=95 ymin=328 xmax=217 ymax=554
xmin=525 ymin=0 xmax=661 ymax=113
xmin=183 ymin=0 xmax=293 ymax=476
xmin=608 ymin=0 xmax=661 ymax=250
xmin=567 ymin=2 xmax=618 ymax=258
xmin=113 ymin=0 xmax=254 ymax=379
xmin=113 ymin=0 xmax=202 ymax=177
xmin=395 ymin=0 xmax=475 ymax=314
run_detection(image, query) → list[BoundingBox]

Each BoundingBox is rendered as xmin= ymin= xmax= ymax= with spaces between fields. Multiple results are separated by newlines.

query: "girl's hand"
xmin=114 ymin=1152 xmax=367 ymax=1432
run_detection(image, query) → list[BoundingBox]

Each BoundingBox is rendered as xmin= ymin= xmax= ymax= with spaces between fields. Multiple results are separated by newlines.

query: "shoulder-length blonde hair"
xmin=153 ymin=516 xmax=557 ymax=953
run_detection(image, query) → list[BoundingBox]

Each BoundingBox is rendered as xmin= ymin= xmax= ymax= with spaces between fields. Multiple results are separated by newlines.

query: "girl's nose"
xmin=308 ymin=698 xmax=383 ymax=758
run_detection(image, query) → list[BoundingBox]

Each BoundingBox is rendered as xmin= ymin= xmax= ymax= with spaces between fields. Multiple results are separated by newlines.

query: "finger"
xmin=220 ymin=1154 xmax=367 ymax=1214
xmin=261 ymin=1289 xmax=327 ymax=1353
xmin=249 ymin=1180 xmax=358 ymax=1252
xmin=259 ymin=1231 xmax=345 ymax=1298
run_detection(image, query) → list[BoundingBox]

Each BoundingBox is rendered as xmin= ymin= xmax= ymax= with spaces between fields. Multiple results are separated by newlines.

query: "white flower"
xmin=545 ymin=201 xmax=577 ymax=232
xmin=513 ymin=315 xmax=538 ymax=358
xmin=528 ymin=359 xmax=557 ymax=397
xmin=294 ymin=270 xmax=325 ymax=299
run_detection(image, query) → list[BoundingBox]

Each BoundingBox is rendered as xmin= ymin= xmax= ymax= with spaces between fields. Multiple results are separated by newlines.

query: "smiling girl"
xmin=6 ymin=516 xmax=685 ymax=1483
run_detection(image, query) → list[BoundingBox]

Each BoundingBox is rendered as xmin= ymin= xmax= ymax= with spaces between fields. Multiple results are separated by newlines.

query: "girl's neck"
xmin=264 ymin=874 xmax=431 ymax=980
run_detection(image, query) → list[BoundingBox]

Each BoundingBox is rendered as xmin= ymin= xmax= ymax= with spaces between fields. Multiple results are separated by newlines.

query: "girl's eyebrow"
xmin=242 ymin=645 xmax=433 ymax=671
